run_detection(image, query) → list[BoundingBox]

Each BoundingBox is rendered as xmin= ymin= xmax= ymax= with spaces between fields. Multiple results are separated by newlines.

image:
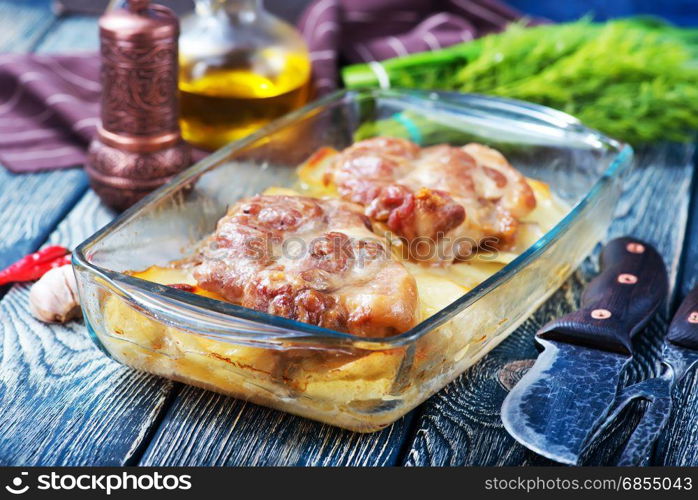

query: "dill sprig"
xmin=342 ymin=18 xmax=698 ymax=144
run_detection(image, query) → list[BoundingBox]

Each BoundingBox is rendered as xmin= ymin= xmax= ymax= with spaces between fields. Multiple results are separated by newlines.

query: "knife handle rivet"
xmin=591 ymin=309 xmax=612 ymax=319
xmin=689 ymin=311 xmax=698 ymax=324
xmin=626 ymin=242 xmax=645 ymax=254
xmin=618 ymin=273 xmax=638 ymax=284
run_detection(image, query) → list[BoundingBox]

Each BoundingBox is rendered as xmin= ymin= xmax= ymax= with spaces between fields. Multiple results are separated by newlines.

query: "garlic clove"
xmin=29 ymin=264 xmax=82 ymax=324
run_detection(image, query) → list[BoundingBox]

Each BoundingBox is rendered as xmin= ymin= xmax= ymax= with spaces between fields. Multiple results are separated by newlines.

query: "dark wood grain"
xmin=34 ymin=11 xmax=99 ymax=51
xmin=666 ymin=286 xmax=698 ymax=350
xmin=653 ymin=149 xmax=698 ymax=466
xmin=538 ymin=237 xmax=668 ymax=354
xmin=0 ymin=192 xmax=176 ymax=465
xmin=3 ymin=2 xmax=697 ymax=467
xmin=139 ymin=386 xmax=414 ymax=466
xmin=402 ymin=142 xmax=695 ymax=466
xmin=676 ymin=152 xmax=698 ymax=302
xmin=0 ymin=170 xmax=87 ymax=270
xmin=0 ymin=12 xmax=178 ymax=466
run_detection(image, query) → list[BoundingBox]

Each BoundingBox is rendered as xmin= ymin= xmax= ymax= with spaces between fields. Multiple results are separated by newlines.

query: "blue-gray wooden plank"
xmin=0 ymin=192 xmax=176 ymax=465
xmin=675 ymin=149 xmax=698 ymax=300
xmin=3 ymin=1 xmax=696 ymax=467
xmin=140 ymin=386 xmax=414 ymax=466
xmin=653 ymin=149 xmax=698 ymax=466
xmin=0 ymin=0 xmax=56 ymax=52
xmin=0 ymin=170 xmax=86 ymax=270
xmin=0 ymin=9 xmax=177 ymax=465
xmin=401 ymin=143 xmax=695 ymax=466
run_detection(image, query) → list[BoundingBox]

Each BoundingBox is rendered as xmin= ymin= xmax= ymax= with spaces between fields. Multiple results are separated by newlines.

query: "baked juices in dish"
xmin=102 ymin=137 xmax=569 ymax=430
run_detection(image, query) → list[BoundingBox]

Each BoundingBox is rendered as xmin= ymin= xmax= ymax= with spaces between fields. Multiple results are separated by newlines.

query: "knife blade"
xmin=501 ymin=237 xmax=668 ymax=464
xmin=592 ymin=285 xmax=698 ymax=465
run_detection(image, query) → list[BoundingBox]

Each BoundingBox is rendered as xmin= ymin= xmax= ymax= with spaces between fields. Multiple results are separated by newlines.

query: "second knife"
xmin=501 ymin=237 xmax=668 ymax=464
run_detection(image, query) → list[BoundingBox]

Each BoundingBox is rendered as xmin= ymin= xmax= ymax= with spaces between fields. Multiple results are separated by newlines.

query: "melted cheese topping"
xmin=293 ymin=147 xmax=569 ymax=324
xmin=130 ymin=147 xmax=568 ymax=330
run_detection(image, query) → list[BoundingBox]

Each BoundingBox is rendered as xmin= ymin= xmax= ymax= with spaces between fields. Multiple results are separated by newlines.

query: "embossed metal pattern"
xmin=87 ymin=0 xmax=191 ymax=211
xmin=100 ymin=38 xmax=179 ymax=136
xmin=501 ymin=340 xmax=628 ymax=465
xmin=596 ymin=344 xmax=698 ymax=466
xmin=598 ymin=287 xmax=698 ymax=465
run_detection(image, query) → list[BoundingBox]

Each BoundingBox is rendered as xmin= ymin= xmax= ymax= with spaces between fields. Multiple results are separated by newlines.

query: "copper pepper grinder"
xmin=86 ymin=0 xmax=191 ymax=212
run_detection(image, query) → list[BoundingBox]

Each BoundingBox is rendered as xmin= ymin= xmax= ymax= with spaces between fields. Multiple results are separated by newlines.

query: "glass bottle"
xmin=178 ymin=0 xmax=312 ymax=150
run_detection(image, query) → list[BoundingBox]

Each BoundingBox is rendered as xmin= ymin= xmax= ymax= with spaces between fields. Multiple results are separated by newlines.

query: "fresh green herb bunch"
xmin=453 ymin=21 xmax=597 ymax=92
xmin=458 ymin=21 xmax=698 ymax=144
xmin=342 ymin=18 xmax=698 ymax=144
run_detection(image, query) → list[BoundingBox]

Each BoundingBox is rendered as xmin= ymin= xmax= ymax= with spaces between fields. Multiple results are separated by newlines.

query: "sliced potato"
xmin=523 ymin=177 xmax=568 ymax=231
xmin=447 ymin=261 xmax=506 ymax=289
xmin=296 ymin=146 xmax=339 ymax=197
xmin=103 ymin=295 xmax=168 ymax=352
xmin=408 ymin=269 xmax=469 ymax=318
xmin=130 ymin=266 xmax=226 ymax=301
xmin=290 ymin=349 xmax=405 ymax=403
xmin=262 ymin=186 xmax=302 ymax=197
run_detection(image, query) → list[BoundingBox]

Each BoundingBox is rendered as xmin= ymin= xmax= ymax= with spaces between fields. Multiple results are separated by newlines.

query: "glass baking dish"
xmin=74 ymin=89 xmax=632 ymax=432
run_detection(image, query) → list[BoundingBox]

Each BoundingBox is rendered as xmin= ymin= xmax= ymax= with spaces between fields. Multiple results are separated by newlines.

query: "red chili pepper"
xmin=0 ymin=245 xmax=70 ymax=286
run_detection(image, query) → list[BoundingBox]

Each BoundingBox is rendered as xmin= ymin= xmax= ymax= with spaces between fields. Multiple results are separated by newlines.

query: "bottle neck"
xmin=195 ymin=0 xmax=262 ymax=21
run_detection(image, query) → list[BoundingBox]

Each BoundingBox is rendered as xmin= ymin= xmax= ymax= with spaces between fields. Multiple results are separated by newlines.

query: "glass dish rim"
xmin=74 ymin=88 xmax=634 ymax=348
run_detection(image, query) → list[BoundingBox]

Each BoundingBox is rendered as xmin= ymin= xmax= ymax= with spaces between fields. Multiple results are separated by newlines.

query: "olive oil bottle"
xmin=179 ymin=0 xmax=311 ymax=150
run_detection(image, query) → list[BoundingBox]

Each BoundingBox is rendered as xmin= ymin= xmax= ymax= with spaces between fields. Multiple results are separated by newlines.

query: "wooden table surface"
xmin=1 ymin=0 xmax=697 ymax=466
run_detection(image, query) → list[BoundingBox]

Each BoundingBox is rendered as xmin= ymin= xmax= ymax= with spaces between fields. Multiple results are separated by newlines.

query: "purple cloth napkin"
xmin=299 ymin=0 xmax=529 ymax=94
xmin=0 ymin=52 xmax=100 ymax=173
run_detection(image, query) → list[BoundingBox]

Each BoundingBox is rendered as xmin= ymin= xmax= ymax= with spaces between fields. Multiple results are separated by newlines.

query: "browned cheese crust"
xmin=194 ymin=195 xmax=418 ymax=337
xmin=330 ymin=137 xmax=537 ymax=262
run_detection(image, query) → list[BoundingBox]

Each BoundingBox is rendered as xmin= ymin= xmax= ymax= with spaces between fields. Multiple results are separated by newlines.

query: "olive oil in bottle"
xmin=179 ymin=0 xmax=312 ymax=150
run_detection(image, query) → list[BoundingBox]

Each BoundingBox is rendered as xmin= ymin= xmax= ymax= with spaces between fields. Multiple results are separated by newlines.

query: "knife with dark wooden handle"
xmin=604 ymin=285 xmax=698 ymax=465
xmin=538 ymin=236 xmax=668 ymax=354
xmin=666 ymin=286 xmax=698 ymax=349
xmin=501 ymin=237 xmax=669 ymax=465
